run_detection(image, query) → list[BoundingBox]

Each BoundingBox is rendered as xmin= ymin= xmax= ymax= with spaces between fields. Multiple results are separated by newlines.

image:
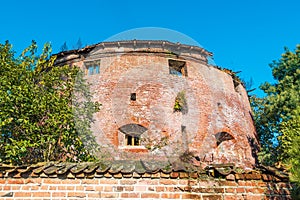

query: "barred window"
xmin=85 ymin=61 xmax=100 ymax=75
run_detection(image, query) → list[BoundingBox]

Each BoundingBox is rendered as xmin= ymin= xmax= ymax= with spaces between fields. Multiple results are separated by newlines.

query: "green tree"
xmin=253 ymin=45 xmax=300 ymax=183
xmin=60 ymin=41 xmax=68 ymax=52
xmin=74 ymin=38 xmax=83 ymax=50
xmin=0 ymin=41 xmax=99 ymax=165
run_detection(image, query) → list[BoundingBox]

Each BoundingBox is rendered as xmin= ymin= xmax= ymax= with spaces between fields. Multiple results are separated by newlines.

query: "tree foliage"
xmin=253 ymin=45 xmax=300 ymax=184
xmin=60 ymin=41 xmax=68 ymax=52
xmin=0 ymin=41 xmax=99 ymax=165
xmin=74 ymin=38 xmax=83 ymax=50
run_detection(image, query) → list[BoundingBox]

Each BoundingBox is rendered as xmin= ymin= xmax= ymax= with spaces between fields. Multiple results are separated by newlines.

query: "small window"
xmin=119 ymin=123 xmax=147 ymax=147
xmin=126 ymin=135 xmax=140 ymax=146
xmin=85 ymin=61 xmax=100 ymax=75
xmin=169 ymin=59 xmax=187 ymax=77
xmin=214 ymin=132 xmax=234 ymax=146
xmin=88 ymin=66 xmax=94 ymax=75
xmin=181 ymin=125 xmax=186 ymax=132
xmin=95 ymin=65 xmax=100 ymax=74
xmin=130 ymin=93 xmax=136 ymax=101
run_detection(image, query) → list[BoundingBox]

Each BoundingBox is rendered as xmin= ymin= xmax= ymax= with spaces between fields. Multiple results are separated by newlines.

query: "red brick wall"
xmin=0 ymin=176 xmax=293 ymax=199
xmin=61 ymin=41 xmax=259 ymax=169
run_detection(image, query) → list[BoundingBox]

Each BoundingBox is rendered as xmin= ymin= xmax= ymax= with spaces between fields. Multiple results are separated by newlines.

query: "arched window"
xmin=119 ymin=124 xmax=147 ymax=146
xmin=214 ymin=131 xmax=234 ymax=146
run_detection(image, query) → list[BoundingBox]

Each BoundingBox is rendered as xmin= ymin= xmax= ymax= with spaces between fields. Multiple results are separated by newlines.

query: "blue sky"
xmin=1 ymin=0 xmax=299 ymax=96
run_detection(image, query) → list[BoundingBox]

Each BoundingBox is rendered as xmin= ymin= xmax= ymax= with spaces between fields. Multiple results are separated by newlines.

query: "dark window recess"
xmin=181 ymin=125 xmax=186 ymax=132
xmin=169 ymin=60 xmax=187 ymax=77
xmin=130 ymin=93 xmax=136 ymax=101
xmin=119 ymin=123 xmax=147 ymax=147
xmin=126 ymin=135 xmax=140 ymax=146
xmin=214 ymin=132 xmax=234 ymax=146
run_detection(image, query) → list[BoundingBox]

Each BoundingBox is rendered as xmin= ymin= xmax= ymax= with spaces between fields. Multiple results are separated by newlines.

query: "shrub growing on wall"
xmin=174 ymin=91 xmax=188 ymax=114
xmin=0 ymin=41 xmax=99 ymax=165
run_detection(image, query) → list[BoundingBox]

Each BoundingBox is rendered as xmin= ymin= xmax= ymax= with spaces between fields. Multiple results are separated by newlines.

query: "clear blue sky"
xmin=1 ymin=0 xmax=299 ymax=96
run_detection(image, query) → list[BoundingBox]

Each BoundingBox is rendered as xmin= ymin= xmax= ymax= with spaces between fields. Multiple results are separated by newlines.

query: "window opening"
xmin=85 ymin=61 xmax=100 ymax=75
xmin=87 ymin=66 xmax=93 ymax=75
xmin=119 ymin=123 xmax=147 ymax=147
xmin=95 ymin=65 xmax=100 ymax=74
xmin=214 ymin=132 xmax=234 ymax=146
xmin=126 ymin=135 xmax=140 ymax=146
xmin=169 ymin=59 xmax=187 ymax=77
xmin=130 ymin=93 xmax=136 ymax=101
xmin=181 ymin=125 xmax=186 ymax=132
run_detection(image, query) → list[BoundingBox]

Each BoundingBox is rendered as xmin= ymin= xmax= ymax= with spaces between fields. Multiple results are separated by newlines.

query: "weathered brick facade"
xmin=55 ymin=40 xmax=258 ymax=169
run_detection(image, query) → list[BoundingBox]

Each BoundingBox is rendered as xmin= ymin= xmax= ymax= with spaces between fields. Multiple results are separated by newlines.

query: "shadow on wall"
xmin=265 ymin=182 xmax=296 ymax=199
xmin=247 ymin=135 xmax=259 ymax=167
xmin=291 ymin=184 xmax=300 ymax=199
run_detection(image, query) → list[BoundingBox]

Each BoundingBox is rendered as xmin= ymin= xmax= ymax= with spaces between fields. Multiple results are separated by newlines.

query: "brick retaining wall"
xmin=0 ymin=162 xmax=294 ymax=199
xmin=0 ymin=177 xmax=293 ymax=199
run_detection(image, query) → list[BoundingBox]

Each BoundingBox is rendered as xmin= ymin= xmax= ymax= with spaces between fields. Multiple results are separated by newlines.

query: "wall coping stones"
xmin=55 ymin=40 xmax=213 ymax=57
xmin=0 ymin=161 xmax=289 ymax=182
xmin=53 ymin=40 xmax=214 ymax=66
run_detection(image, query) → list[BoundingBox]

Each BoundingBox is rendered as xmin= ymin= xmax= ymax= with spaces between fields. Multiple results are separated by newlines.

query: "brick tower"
xmin=55 ymin=40 xmax=259 ymax=169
